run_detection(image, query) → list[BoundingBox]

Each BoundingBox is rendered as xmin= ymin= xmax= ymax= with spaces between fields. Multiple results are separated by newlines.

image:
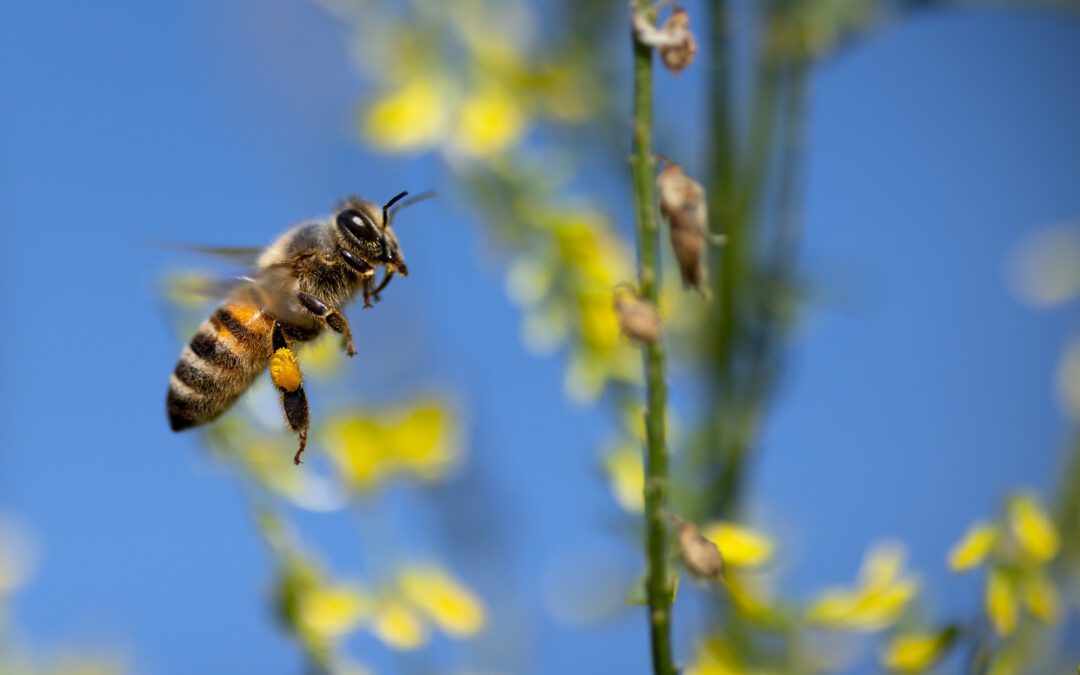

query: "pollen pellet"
xmin=270 ymin=348 xmax=303 ymax=392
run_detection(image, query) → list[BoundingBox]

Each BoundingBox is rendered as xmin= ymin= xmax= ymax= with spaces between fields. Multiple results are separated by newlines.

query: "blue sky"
xmin=1 ymin=1 xmax=1079 ymax=673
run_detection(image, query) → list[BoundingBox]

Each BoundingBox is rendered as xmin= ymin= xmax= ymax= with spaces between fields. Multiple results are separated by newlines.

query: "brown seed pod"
xmin=658 ymin=9 xmax=697 ymax=73
xmin=668 ymin=513 xmax=725 ymax=580
xmin=613 ymin=286 xmax=663 ymax=343
xmin=631 ymin=3 xmax=697 ymax=74
xmin=656 ymin=162 xmax=713 ymax=295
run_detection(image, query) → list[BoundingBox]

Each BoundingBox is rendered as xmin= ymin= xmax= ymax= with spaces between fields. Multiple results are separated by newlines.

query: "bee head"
xmin=334 ymin=191 xmax=410 ymax=276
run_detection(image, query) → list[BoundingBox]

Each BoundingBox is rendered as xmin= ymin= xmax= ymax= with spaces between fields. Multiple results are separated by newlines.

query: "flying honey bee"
xmin=166 ymin=191 xmax=418 ymax=465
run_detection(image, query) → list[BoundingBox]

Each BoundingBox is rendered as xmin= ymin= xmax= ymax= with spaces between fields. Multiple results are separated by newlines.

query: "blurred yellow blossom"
xmin=238 ymin=438 xmax=346 ymax=512
xmin=987 ymin=651 xmax=1021 ymax=675
xmin=701 ymin=522 xmax=774 ymax=568
xmin=604 ymin=444 xmax=644 ymax=513
xmin=859 ymin=542 xmax=906 ymax=590
xmin=323 ymin=401 xmax=459 ymax=491
xmin=297 ymin=584 xmax=371 ymax=641
xmin=986 ymin=568 xmax=1018 ymax=636
xmin=807 ymin=542 xmax=919 ymax=631
xmin=949 ymin=492 xmax=1065 ymax=641
xmin=683 ymin=636 xmax=746 ymax=675
xmin=447 ymin=0 xmax=533 ymax=65
xmin=362 ymin=77 xmax=450 ymax=153
xmin=947 ymin=522 xmax=998 ymax=571
xmin=880 ymin=628 xmax=956 ymax=672
xmin=1007 ymin=493 xmax=1059 ymax=562
xmin=504 ymin=210 xmax=640 ymax=402
xmin=371 ymin=599 xmax=429 ymax=651
xmin=399 ymin=565 xmax=486 ymax=636
xmin=724 ymin=572 xmax=776 ymax=621
xmin=453 ymin=86 xmax=528 ymax=157
xmin=1019 ymin=570 xmax=1060 ymax=624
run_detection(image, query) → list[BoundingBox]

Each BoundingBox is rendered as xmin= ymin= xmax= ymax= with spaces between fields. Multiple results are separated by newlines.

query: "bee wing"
xmin=162 ymin=244 xmax=265 ymax=268
xmin=162 ymin=272 xmax=259 ymax=309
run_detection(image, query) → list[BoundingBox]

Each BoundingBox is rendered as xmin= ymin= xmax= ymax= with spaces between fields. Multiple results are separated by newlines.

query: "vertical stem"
xmin=629 ymin=3 xmax=675 ymax=674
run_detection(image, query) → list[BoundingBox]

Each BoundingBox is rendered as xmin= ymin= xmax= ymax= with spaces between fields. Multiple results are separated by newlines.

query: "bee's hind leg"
xmin=297 ymin=292 xmax=356 ymax=357
xmin=270 ymin=322 xmax=311 ymax=465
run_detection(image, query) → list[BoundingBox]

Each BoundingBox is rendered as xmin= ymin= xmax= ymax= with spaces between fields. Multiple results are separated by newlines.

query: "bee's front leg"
xmin=370 ymin=268 xmax=396 ymax=304
xmin=297 ymin=292 xmax=356 ymax=357
xmin=362 ymin=277 xmax=375 ymax=309
xmin=270 ymin=322 xmax=310 ymax=465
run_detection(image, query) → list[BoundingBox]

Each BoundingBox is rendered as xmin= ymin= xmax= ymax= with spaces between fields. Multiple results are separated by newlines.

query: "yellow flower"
xmin=297 ymin=584 xmax=370 ymax=641
xmin=604 ymin=444 xmax=644 ymax=513
xmin=987 ymin=651 xmax=1021 ymax=675
xmin=398 ymin=565 xmax=486 ymax=636
xmin=1019 ymin=570 xmax=1060 ymax=624
xmin=724 ymin=572 xmax=774 ymax=620
xmin=324 ymin=401 xmax=458 ymax=490
xmin=683 ymin=636 xmax=744 ymax=675
xmin=806 ymin=588 xmax=863 ymax=625
xmin=701 ymin=522 xmax=774 ymax=568
xmin=807 ymin=543 xmax=919 ymax=631
xmin=531 ymin=62 xmax=599 ymax=122
xmin=453 ymin=86 xmax=527 ymax=157
xmin=580 ymin=295 xmax=622 ymax=352
xmin=880 ymin=628 xmax=955 ymax=672
xmin=986 ymin=568 xmax=1018 ymax=636
xmin=371 ymin=599 xmax=428 ymax=651
xmin=947 ymin=522 xmax=998 ymax=571
xmin=391 ymin=405 xmax=459 ymax=479
xmin=860 ymin=542 xmax=906 ymax=590
xmin=240 ymin=439 xmax=345 ymax=512
xmin=807 ymin=580 xmax=918 ymax=631
xmin=362 ymin=77 xmax=449 ymax=153
xmin=1007 ymin=493 xmax=1059 ymax=562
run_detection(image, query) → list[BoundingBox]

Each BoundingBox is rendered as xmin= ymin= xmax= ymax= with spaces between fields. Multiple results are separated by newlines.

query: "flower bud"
xmin=631 ymin=3 xmax=697 ymax=74
xmin=668 ymin=513 xmax=725 ymax=580
xmin=658 ymin=9 xmax=697 ymax=73
xmin=656 ymin=162 xmax=713 ymax=295
xmin=613 ymin=287 xmax=663 ymax=343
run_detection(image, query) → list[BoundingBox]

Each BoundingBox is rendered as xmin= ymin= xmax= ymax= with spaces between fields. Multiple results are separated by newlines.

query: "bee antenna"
xmin=386 ymin=189 xmax=437 ymax=224
xmin=383 ymin=191 xmax=410 ymax=225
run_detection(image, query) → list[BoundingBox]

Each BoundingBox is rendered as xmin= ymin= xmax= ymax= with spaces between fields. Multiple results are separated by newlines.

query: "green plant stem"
xmin=629 ymin=2 xmax=675 ymax=674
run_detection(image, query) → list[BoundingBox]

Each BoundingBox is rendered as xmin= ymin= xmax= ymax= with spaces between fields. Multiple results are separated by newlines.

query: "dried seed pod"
xmin=656 ymin=162 xmax=712 ymax=295
xmin=668 ymin=513 xmax=724 ymax=580
xmin=658 ymin=9 xmax=697 ymax=73
xmin=631 ymin=3 xmax=697 ymax=74
xmin=613 ymin=286 xmax=663 ymax=343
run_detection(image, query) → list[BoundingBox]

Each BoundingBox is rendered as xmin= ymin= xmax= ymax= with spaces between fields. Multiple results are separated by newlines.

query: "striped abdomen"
xmin=167 ymin=300 xmax=277 ymax=431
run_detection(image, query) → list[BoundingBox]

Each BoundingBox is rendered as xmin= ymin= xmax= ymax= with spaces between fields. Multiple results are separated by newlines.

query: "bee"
xmin=166 ymin=191 xmax=416 ymax=465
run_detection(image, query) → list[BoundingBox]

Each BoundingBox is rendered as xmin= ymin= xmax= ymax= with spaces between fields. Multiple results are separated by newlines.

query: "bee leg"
xmin=297 ymin=292 xmax=356 ymax=357
xmin=362 ymin=277 xmax=375 ymax=309
xmin=271 ymin=322 xmax=311 ymax=465
xmin=369 ymin=268 xmax=396 ymax=304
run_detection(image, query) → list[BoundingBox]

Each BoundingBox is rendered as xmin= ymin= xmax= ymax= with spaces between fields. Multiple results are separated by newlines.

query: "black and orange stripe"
xmin=166 ymin=299 xmax=276 ymax=431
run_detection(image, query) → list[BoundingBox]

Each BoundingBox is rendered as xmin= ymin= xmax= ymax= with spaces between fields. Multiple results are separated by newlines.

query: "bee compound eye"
xmin=336 ymin=209 xmax=380 ymax=243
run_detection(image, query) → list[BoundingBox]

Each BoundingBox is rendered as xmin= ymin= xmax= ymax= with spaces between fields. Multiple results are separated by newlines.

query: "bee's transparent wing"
xmin=161 ymin=272 xmax=259 ymax=310
xmin=162 ymin=244 xmax=265 ymax=269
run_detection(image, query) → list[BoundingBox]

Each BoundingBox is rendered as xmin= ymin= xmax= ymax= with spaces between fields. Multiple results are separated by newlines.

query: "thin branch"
xmin=630 ymin=1 xmax=676 ymax=673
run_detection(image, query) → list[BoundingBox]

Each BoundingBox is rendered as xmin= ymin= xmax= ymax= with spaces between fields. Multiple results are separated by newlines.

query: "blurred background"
xmin=1 ymin=0 xmax=1079 ymax=673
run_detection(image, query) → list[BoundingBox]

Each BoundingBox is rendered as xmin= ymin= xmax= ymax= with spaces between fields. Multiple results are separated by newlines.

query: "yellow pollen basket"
xmin=270 ymin=348 xmax=303 ymax=392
